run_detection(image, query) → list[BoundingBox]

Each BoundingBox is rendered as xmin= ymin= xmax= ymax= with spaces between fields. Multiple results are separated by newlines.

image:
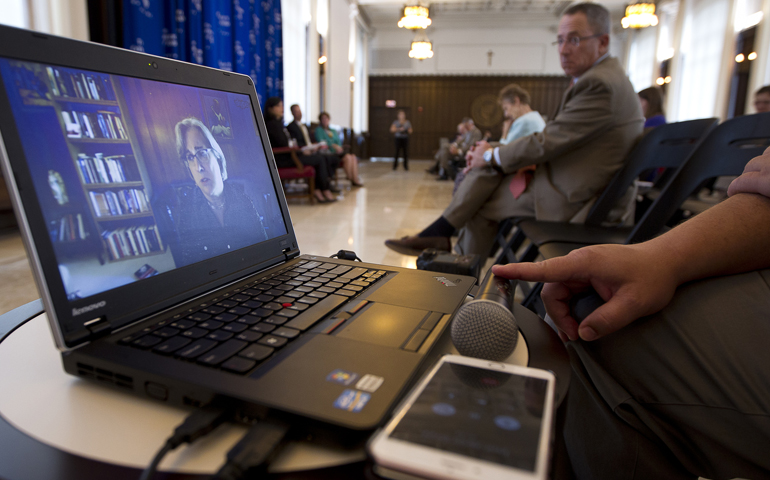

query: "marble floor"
xmin=0 ymin=159 xmax=461 ymax=316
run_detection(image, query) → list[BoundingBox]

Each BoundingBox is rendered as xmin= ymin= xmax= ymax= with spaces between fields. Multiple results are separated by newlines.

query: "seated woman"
xmin=263 ymin=97 xmax=337 ymax=203
xmin=314 ymin=112 xmax=363 ymax=187
xmin=173 ymin=117 xmax=268 ymax=267
xmin=638 ymin=86 xmax=666 ymax=129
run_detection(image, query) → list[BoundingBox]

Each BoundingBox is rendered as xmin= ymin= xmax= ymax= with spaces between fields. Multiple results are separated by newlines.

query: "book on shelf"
xmin=101 ymin=224 xmax=162 ymax=260
xmin=89 ymin=188 xmax=149 ymax=217
xmin=77 ymin=154 xmax=135 ymax=184
xmin=51 ymin=213 xmax=88 ymax=243
xmin=62 ymin=109 xmax=126 ymax=140
xmin=42 ymin=65 xmax=116 ymax=101
xmin=61 ymin=111 xmax=82 ymax=138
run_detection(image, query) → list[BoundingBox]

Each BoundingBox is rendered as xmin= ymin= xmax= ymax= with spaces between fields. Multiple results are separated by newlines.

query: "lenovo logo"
xmin=72 ymin=301 xmax=107 ymax=317
xmin=433 ymin=276 xmax=457 ymax=287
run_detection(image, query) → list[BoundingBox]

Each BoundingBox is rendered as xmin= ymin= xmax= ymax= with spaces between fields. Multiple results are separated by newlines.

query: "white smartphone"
xmin=368 ymin=355 xmax=556 ymax=480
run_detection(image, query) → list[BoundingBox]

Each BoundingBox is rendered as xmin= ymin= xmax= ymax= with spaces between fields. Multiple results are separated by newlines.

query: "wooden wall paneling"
xmin=368 ymin=76 xmax=570 ymax=159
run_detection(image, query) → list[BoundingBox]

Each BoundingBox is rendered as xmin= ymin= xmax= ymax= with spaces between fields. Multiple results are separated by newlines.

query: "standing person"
xmin=390 ymin=110 xmax=412 ymax=170
xmin=314 ymin=112 xmax=363 ymax=187
xmin=638 ymin=86 xmax=666 ymax=129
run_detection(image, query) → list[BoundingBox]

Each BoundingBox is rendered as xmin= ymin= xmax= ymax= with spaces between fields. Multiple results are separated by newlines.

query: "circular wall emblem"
xmin=471 ymin=94 xmax=503 ymax=128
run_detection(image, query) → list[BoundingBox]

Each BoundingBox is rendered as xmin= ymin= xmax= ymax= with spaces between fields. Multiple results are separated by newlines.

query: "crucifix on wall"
xmin=487 ymin=50 xmax=494 ymax=67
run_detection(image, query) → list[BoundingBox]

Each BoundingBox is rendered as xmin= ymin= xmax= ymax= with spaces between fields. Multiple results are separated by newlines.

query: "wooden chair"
xmin=273 ymin=146 xmax=315 ymax=204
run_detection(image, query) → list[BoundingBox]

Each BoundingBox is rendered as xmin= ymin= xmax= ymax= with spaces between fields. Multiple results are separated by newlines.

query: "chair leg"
xmin=493 ymin=228 xmax=527 ymax=265
xmin=308 ymin=177 xmax=316 ymax=204
xmin=519 ymin=243 xmax=540 ymax=263
xmin=522 ymin=282 xmax=545 ymax=318
xmin=489 ymin=218 xmax=515 ymax=258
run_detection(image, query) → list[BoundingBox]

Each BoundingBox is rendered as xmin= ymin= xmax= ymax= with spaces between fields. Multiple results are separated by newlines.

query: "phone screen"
xmin=389 ymin=362 xmax=548 ymax=471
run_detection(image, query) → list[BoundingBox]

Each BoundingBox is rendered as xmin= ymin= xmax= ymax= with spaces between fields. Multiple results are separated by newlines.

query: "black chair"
xmin=521 ymin=112 xmax=770 ymax=315
xmin=492 ymin=117 xmax=719 ymax=266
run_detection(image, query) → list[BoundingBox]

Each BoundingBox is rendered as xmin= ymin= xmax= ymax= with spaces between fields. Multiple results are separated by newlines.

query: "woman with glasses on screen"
xmin=173 ymin=117 xmax=267 ymax=266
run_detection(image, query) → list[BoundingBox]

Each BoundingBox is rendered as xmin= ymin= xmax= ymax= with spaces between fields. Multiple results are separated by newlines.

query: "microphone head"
xmin=451 ymin=300 xmax=519 ymax=361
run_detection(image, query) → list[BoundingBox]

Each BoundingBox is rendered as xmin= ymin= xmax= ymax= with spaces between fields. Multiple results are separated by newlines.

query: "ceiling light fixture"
xmin=621 ymin=3 xmax=659 ymax=29
xmin=398 ymin=5 xmax=432 ymax=29
xmin=409 ymin=30 xmax=434 ymax=60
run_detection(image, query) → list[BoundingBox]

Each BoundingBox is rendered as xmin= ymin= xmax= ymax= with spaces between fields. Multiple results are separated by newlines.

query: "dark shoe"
xmin=351 ymin=180 xmax=364 ymax=187
xmin=436 ymin=175 xmax=449 ymax=181
xmin=384 ymin=235 xmax=451 ymax=256
xmin=426 ymin=166 xmax=438 ymax=174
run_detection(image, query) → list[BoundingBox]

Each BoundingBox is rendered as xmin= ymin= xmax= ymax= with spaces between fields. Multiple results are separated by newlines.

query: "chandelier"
xmin=409 ymin=31 xmax=434 ymax=60
xmin=621 ymin=3 xmax=659 ymax=29
xmin=398 ymin=5 xmax=432 ymax=29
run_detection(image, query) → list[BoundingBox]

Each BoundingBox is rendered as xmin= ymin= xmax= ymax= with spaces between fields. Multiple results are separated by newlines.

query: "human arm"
xmin=390 ymin=121 xmax=398 ymax=134
xmin=406 ymin=121 xmax=413 ymax=134
xmin=492 ymin=186 xmax=770 ymax=342
xmin=500 ymin=118 xmax=514 ymax=143
xmin=727 ymin=147 xmax=770 ymax=197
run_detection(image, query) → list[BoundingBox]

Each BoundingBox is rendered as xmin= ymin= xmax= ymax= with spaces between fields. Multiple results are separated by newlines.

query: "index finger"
xmin=491 ymin=256 xmax=588 ymax=284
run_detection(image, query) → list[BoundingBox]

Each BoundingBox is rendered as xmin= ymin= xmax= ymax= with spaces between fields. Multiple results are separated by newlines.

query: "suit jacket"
xmin=287 ymin=121 xmax=313 ymax=147
xmin=497 ymin=56 xmax=644 ymax=222
xmin=457 ymin=126 xmax=482 ymax=155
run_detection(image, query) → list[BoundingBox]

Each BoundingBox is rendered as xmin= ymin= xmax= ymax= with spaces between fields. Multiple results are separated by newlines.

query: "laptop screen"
xmin=0 ymin=58 xmax=287 ymax=301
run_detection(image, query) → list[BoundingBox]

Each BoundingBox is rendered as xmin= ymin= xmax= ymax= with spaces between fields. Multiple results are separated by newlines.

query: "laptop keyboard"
xmin=117 ymin=260 xmax=387 ymax=374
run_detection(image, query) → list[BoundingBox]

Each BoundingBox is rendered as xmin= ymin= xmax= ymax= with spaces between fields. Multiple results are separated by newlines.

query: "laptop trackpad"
xmin=334 ymin=303 xmax=428 ymax=348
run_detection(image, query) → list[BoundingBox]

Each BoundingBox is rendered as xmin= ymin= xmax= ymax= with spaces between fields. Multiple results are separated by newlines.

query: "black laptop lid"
xmin=0 ymin=25 xmax=299 ymax=349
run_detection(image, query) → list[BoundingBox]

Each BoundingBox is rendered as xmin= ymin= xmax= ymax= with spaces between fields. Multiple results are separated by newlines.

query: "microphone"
xmin=569 ymin=289 xmax=604 ymax=324
xmin=451 ymin=270 xmax=518 ymax=361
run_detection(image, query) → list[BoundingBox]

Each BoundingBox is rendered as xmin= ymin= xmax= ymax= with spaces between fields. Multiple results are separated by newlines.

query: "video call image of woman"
xmin=173 ymin=118 xmax=268 ymax=266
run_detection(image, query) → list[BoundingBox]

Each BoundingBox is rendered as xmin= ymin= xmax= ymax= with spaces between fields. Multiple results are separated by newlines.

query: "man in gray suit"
xmin=434 ymin=118 xmax=483 ymax=180
xmin=386 ymin=2 xmax=644 ymax=256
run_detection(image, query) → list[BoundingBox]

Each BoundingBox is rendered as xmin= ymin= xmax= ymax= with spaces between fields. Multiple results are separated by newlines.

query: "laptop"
xmin=0 ymin=25 xmax=474 ymax=435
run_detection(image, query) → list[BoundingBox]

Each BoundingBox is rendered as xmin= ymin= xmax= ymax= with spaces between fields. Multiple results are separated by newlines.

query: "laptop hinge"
xmin=282 ymin=247 xmax=300 ymax=261
xmin=84 ymin=317 xmax=112 ymax=341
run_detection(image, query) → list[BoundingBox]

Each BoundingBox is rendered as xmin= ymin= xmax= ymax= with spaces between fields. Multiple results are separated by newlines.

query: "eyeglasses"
xmin=553 ymin=33 xmax=604 ymax=47
xmin=184 ymin=148 xmax=214 ymax=165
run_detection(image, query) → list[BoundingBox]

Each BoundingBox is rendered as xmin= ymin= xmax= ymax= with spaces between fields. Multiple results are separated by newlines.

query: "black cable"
xmin=330 ymin=249 xmax=362 ymax=262
xmin=139 ymin=404 xmax=232 ymax=480
xmin=212 ymin=418 xmax=292 ymax=480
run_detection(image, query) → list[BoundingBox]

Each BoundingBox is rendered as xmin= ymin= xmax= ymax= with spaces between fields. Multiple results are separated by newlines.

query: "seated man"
xmin=386 ymin=2 xmax=643 ymax=256
xmin=286 ymin=104 xmax=325 ymax=154
xmin=491 ymin=147 xmax=770 ymax=480
xmin=434 ymin=117 xmax=482 ymax=180
xmin=754 ymin=85 xmax=770 ymax=113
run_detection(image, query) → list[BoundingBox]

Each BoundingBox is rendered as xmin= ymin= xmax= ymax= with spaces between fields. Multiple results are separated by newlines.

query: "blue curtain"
xmin=123 ymin=0 xmax=283 ymax=106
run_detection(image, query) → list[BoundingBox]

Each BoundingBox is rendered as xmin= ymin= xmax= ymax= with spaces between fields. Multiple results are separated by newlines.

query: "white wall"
xmin=30 ymin=0 xmax=89 ymax=41
xmin=326 ymin=0 xmax=352 ymax=127
xmin=282 ymin=0 xmax=311 ymax=121
xmin=369 ymin=25 xmax=566 ymax=76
